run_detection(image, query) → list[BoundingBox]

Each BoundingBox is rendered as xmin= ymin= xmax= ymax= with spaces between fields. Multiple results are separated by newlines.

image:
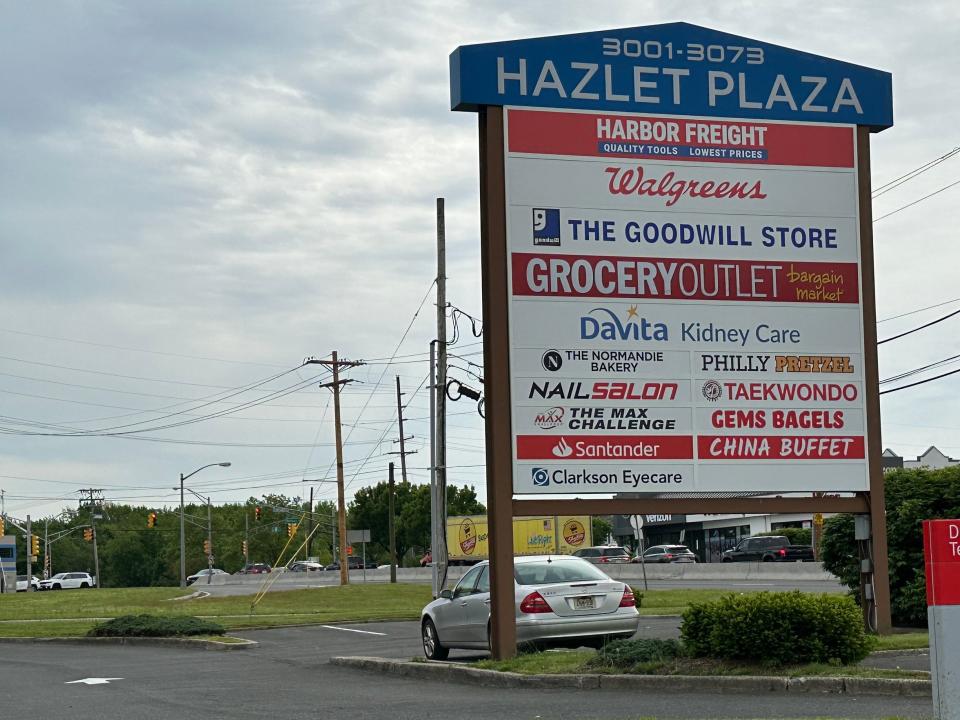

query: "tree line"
xmin=10 ymin=481 xmax=485 ymax=587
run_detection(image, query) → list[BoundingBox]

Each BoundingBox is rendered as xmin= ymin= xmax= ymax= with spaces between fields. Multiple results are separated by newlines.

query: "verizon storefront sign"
xmin=506 ymin=109 xmax=867 ymax=493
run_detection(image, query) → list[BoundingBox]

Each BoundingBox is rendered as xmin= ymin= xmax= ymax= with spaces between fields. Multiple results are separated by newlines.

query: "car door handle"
xmin=483 ymin=599 xmax=491 ymax=605
xmin=459 ymin=601 xmax=468 ymax=607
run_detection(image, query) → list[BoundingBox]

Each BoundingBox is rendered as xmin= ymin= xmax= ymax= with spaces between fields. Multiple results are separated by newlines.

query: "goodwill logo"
xmin=581 ymin=306 xmax=669 ymax=342
xmin=533 ymin=208 xmax=561 ymax=246
xmin=531 ymin=467 xmax=550 ymax=487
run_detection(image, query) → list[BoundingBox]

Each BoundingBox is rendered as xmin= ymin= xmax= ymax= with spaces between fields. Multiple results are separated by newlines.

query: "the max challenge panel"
xmin=504 ymin=108 xmax=867 ymax=494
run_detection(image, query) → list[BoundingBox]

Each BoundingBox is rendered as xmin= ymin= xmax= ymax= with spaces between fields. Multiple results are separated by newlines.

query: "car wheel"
xmin=421 ymin=618 xmax=448 ymax=661
xmin=721 ymin=557 xmax=732 ymax=563
xmin=762 ymin=555 xmax=774 ymax=562
xmin=80 ymin=582 xmax=89 ymax=588
xmin=53 ymin=584 xmax=62 ymax=590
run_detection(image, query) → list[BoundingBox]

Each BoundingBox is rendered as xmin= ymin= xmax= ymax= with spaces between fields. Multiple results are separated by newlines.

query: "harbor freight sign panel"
xmin=506 ymin=109 xmax=866 ymax=494
xmin=451 ymin=23 xmax=892 ymax=496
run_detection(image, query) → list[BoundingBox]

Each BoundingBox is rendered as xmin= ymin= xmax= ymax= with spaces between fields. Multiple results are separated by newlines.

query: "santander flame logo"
xmin=552 ymin=437 xmax=574 ymax=458
xmin=605 ymin=165 xmax=767 ymax=207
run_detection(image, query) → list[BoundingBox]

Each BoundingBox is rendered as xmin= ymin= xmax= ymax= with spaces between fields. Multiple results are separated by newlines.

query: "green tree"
xmin=821 ymin=465 xmax=960 ymax=627
xmin=349 ymin=482 xmax=485 ymax=565
xmin=592 ymin=516 xmax=613 ymax=545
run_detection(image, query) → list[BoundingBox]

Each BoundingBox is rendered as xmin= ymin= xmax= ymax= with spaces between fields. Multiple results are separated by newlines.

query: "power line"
xmin=877 ymin=308 xmax=960 ymax=345
xmin=878 ymin=297 xmax=960 ymax=323
xmin=874 ymin=177 xmax=960 ymax=222
xmin=881 ymin=353 xmax=960 ymax=385
xmin=873 ymin=146 xmax=960 ymax=198
xmin=880 ymin=366 xmax=960 ymax=395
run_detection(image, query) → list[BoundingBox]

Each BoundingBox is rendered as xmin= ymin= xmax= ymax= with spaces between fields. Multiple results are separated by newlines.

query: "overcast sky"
xmin=0 ymin=1 xmax=958 ymax=520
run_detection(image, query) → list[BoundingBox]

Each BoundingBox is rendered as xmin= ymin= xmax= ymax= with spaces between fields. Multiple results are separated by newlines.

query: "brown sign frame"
xmin=478 ymin=106 xmax=890 ymax=658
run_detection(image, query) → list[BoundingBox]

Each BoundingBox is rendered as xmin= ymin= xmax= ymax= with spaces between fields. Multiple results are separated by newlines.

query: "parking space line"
xmin=320 ymin=625 xmax=387 ymax=636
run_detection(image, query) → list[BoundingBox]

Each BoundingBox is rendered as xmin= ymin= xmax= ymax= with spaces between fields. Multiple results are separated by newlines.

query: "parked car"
xmin=16 ymin=575 xmax=39 ymax=592
xmin=186 ymin=568 xmax=229 ymax=586
xmin=571 ymin=546 xmax=632 ymax=564
xmin=237 ymin=563 xmax=272 ymax=574
xmin=721 ymin=535 xmax=814 ymax=563
xmin=288 ymin=561 xmax=324 ymax=572
xmin=421 ymin=555 xmax=639 ymax=659
xmin=636 ymin=545 xmax=697 ymax=563
xmin=325 ymin=556 xmax=368 ymax=571
xmin=37 ymin=572 xmax=95 ymax=590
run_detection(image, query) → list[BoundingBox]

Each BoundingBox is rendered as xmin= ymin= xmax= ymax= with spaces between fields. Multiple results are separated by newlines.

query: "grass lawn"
xmin=873 ymin=632 xmax=929 ymax=651
xmin=473 ymin=650 xmax=929 ymax=681
xmin=634 ymin=588 xmax=756 ymax=616
xmin=0 ymin=584 xmax=433 ymax=637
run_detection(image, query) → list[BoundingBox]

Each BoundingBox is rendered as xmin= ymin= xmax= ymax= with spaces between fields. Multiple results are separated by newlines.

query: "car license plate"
xmin=574 ymin=596 xmax=594 ymax=610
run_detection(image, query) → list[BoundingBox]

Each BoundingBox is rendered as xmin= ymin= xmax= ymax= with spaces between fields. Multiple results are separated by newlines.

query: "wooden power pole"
xmin=307 ymin=352 xmax=362 ymax=586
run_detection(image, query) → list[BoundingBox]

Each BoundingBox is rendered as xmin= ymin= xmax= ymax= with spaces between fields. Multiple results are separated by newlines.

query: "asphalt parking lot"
xmin=1 ymin=620 xmax=933 ymax=720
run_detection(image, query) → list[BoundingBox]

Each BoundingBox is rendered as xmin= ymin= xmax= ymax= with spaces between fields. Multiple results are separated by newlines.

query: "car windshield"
xmin=666 ymin=546 xmax=689 ymax=552
xmin=514 ymin=559 xmax=609 ymax=585
xmin=51 ymin=573 xmax=66 ymax=579
xmin=604 ymin=548 xmax=629 ymax=556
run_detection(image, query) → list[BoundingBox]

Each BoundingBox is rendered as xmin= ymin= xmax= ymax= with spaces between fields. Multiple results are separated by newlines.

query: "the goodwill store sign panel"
xmin=450 ymin=23 xmax=893 ymax=495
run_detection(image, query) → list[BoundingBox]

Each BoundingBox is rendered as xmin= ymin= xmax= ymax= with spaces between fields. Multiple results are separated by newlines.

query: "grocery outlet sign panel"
xmin=451 ymin=23 xmax=893 ymax=495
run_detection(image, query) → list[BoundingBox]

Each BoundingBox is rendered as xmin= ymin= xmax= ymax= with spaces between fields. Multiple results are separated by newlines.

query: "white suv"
xmin=38 ymin=572 xmax=95 ymax=590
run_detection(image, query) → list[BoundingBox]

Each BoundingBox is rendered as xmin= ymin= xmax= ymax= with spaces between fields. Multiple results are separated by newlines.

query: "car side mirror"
xmin=439 ymin=589 xmax=453 ymax=600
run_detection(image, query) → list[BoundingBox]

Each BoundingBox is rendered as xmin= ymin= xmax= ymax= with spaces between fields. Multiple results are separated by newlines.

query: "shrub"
xmin=822 ymin=465 xmax=960 ymax=627
xmin=588 ymin=638 xmax=684 ymax=670
xmin=680 ymin=592 xmax=873 ymax=665
xmin=88 ymin=614 xmax=225 ymax=638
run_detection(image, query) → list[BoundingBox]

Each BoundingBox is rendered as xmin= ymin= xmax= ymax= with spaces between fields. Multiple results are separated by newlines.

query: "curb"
xmin=0 ymin=636 xmax=257 ymax=651
xmin=869 ymin=648 xmax=929 ymax=657
xmin=329 ymin=656 xmax=931 ymax=697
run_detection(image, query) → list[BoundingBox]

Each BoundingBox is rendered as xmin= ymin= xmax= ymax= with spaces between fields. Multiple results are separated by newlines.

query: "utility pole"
xmin=79 ymin=489 xmax=104 ymax=588
xmin=44 ymin=520 xmax=50 ymax=579
xmin=244 ymin=512 xmax=249 ymax=566
xmin=179 ymin=474 xmax=186 ymax=588
xmin=25 ymin=515 xmax=32 ymax=590
xmin=206 ymin=496 xmax=213 ymax=585
xmin=433 ymin=196 xmax=449 ymax=595
xmin=388 ymin=462 xmax=397 ymax=584
xmin=306 ymin=486 xmax=314 ymax=559
xmin=392 ymin=376 xmax=415 ymax=484
xmin=307 ymin=352 xmax=363 ymax=586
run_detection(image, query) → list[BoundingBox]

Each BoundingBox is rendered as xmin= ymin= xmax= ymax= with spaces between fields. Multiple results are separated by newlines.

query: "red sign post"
xmin=923 ymin=519 xmax=960 ymax=719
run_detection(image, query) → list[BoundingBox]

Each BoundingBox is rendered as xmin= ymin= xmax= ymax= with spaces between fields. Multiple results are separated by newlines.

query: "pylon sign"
xmin=451 ymin=22 xmax=892 ymax=126
xmin=452 ymin=23 xmax=892 ymax=495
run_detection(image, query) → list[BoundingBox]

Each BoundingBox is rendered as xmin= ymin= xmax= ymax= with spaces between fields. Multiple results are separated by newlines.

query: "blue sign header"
xmin=451 ymin=23 xmax=893 ymax=130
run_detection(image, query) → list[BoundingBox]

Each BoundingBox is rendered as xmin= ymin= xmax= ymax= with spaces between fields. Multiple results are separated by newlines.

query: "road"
xmin=2 ymin=620 xmax=932 ymax=719
xmin=199 ymin=571 xmax=846 ymax=597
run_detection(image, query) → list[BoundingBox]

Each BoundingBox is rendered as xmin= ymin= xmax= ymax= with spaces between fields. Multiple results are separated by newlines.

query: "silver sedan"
xmin=420 ymin=555 xmax=639 ymax=659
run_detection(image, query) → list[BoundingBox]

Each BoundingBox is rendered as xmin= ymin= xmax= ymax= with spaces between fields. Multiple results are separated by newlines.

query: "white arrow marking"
xmin=65 ymin=678 xmax=124 ymax=685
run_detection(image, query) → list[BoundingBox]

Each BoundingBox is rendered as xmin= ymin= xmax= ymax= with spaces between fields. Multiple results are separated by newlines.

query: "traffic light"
xmin=30 ymin=535 xmax=39 ymax=557
xmin=0 ymin=516 xmax=5 ymax=535
xmin=203 ymin=539 xmax=211 ymax=556
xmin=242 ymin=540 xmax=248 ymax=557
xmin=287 ymin=523 xmax=297 ymax=538
xmin=83 ymin=528 xmax=93 ymax=542
xmin=255 ymin=506 xmax=262 ymax=521
xmin=147 ymin=511 xmax=157 ymax=528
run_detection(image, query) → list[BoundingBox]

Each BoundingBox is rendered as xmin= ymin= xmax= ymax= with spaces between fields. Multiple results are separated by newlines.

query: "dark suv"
xmin=721 ymin=536 xmax=814 ymax=562
xmin=571 ymin=546 xmax=632 ymax=564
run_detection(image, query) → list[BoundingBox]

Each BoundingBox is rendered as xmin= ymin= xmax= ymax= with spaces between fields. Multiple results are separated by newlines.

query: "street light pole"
xmin=177 ymin=462 xmax=231 ymax=589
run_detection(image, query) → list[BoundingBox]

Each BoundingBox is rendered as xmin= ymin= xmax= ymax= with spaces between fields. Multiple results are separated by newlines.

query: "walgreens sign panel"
xmin=505 ymin=107 xmax=868 ymax=494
